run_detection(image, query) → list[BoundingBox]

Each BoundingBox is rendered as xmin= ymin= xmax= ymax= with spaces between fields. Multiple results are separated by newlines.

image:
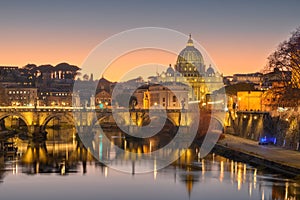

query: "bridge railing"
xmin=0 ymin=106 xmax=186 ymax=113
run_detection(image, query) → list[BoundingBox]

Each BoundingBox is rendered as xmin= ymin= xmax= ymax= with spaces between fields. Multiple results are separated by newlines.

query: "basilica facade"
xmin=154 ymin=34 xmax=223 ymax=104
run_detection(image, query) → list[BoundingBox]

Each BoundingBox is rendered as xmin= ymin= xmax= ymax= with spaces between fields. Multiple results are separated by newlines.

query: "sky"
xmin=0 ymin=0 xmax=300 ymax=81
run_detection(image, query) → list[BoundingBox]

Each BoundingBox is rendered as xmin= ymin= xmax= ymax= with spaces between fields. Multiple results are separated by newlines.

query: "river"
xmin=0 ymin=128 xmax=299 ymax=200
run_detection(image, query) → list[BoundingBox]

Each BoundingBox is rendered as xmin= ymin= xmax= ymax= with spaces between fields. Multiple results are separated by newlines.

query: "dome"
xmin=166 ymin=64 xmax=175 ymax=76
xmin=206 ymin=65 xmax=215 ymax=76
xmin=175 ymin=34 xmax=205 ymax=77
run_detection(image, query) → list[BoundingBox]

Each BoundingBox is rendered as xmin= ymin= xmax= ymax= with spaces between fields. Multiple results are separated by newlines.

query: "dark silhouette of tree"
xmin=264 ymin=27 xmax=300 ymax=108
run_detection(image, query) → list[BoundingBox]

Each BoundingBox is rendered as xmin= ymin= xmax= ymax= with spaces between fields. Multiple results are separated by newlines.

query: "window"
xmin=172 ymin=96 xmax=176 ymax=102
xmin=162 ymin=98 xmax=165 ymax=102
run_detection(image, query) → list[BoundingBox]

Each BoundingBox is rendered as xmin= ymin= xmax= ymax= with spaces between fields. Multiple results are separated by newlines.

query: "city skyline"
xmin=1 ymin=1 xmax=300 ymax=81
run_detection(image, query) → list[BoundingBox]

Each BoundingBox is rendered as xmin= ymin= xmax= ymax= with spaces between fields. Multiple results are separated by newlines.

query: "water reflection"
xmin=0 ymin=129 xmax=299 ymax=200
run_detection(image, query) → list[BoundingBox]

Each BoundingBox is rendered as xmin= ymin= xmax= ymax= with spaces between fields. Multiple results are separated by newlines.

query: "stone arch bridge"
xmin=0 ymin=106 xmax=227 ymax=136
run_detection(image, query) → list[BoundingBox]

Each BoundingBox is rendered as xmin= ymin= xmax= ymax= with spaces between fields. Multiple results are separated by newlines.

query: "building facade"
xmin=134 ymin=82 xmax=189 ymax=110
xmin=3 ymin=87 xmax=37 ymax=106
xmin=156 ymin=35 xmax=223 ymax=104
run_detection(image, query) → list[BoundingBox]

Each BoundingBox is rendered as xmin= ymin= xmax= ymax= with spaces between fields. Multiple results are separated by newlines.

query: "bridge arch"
xmin=40 ymin=113 xmax=75 ymax=131
xmin=90 ymin=112 xmax=178 ymax=132
xmin=91 ymin=114 xmax=120 ymax=126
xmin=141 ymin=115 xmax=177 ymax=127
xmin=0 ymin=113 xmax=30 ymax=129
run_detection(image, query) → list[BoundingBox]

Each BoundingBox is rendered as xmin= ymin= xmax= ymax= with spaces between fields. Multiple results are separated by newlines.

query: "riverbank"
xmin=214 ymin=134 xmax=300 ymax=176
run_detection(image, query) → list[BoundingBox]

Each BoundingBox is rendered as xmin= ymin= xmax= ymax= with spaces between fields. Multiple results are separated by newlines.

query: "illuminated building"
xmin=175 ymin=34 xmax=206 ymax=76
xmin=237 ymin=91 xmax=264 ymax=111
xmin=37 ymin=90 xmax=73 ymax=106
xmin=95 ymin=77 xmax=114 ymax=108
xmin=136 ymin=82 xmax=188 ymax=109
xmin=95 ymin=90 xmax=111 ymax=107
xmin=0 ymin=63 xmax=81 ymax=107
xmin=156 ymin=34 xmax=223 ymax=102
xmin=3 ymin=87 xmax=37 ymax=106
xmin=232 ymin=72 xmax=263 ymax=85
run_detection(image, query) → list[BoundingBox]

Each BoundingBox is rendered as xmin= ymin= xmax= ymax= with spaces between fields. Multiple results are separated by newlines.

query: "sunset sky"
xmin=1 ymin=0 xmax=300 ymax=81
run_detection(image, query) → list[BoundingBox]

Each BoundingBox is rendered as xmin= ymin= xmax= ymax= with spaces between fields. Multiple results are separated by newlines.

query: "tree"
xmin=265 ymin=27 xmax=300 ymax=149
xmin=264 ymin=27 xmax=300 ymax=108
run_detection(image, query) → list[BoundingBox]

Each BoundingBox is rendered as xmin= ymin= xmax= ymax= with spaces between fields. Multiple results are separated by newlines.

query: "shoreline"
xmin=214 ymin=134 xmax=300 ymax=177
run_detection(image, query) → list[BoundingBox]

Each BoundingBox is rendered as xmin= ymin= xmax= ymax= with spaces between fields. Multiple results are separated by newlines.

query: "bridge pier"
xmin=28 ymin=125 xmax=42 ymax=137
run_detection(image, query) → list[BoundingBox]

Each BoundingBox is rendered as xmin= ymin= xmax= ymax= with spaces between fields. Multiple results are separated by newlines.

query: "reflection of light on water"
xmin=243 ymin=164 xmax=246 ymax=181
xmin=285 ymin=182 xmax=289 ymax=199
xmin=202 ymin=159 xmax=205 ymax=177
xmin=61 ymin=163 xmax=65 ymax=175
xmin=249 ymin=182 xmax=252 ymax=197
xmin=12 ymin=163 xmax=18 ymax=175
xmin=235 ymin=162 xmax=238 ymax=175
xmin=65 ymin=143 xmax=68 ymax=160
xmin=72 ymin=133 xmax=76 ymax=146
xmin=104 ymin=166 xmax=108 ymax=178
xmin=237 ymin=167 xmax=242 ymax=190
xmin=99 ymin=137 xmax=103 ymax=161
xmin=231 ymin=160 xmax=234 ymax=183
xmin=262 ymin=189 xmax=264 ymax=200
xmin=253 ymin=169 xmax=257 ymax=189
xmin=109 ymin=141 xmax=116 ymax=160
xmin=154 ymin=159 xmax=157 ymax=180
xmin=36 ymin=162 xmax=39 ymax=174
xmin=137 ymin=147 xmax=142 ymax=159
xmin=212 ymin=153 xmax=215 ymax=164
xmin=219 ymin=161 xmax=224 ymax=182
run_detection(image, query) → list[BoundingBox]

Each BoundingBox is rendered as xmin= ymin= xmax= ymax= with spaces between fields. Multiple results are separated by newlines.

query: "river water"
xmin=0 ymin=128 xmax=299 ymax=200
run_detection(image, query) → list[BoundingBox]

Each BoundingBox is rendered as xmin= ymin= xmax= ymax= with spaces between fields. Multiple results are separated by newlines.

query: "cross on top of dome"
xmin=187 ymin=33 xmax=194 ymax=47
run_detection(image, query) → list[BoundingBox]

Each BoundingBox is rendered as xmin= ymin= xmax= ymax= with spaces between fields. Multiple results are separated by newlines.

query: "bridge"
xmin=0 ymin=106 xmax=228 ymax=136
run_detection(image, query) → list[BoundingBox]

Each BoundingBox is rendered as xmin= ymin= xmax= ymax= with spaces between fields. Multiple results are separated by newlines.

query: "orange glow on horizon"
xmin=102 ymin=48 xmax=178 ymax=81
xmin=0 ymin=33 xmax=275 ymax=77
